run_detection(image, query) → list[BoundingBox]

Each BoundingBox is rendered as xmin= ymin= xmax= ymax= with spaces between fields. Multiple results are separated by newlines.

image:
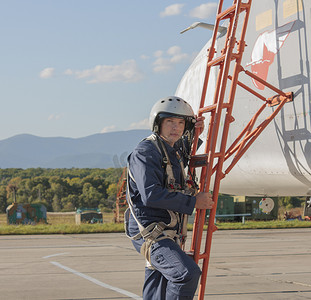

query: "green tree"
xmin=81 ymin=182 xmax=103 ymax=208
xmin=52 ymin=195 xmax=62 ymax=212
xmin=278 ymin=196 xmax=304 ymax=209
xmin=0 ymin=168 xmax=125 ymax=212
xmin=67 ymin=177 xmax=83 ymax=195
xmin=6 ymin=177 xmax=22 ymax=203
xmin=107 ymin=183 xmax=118 ymax=201
xmin=0 ymin=186 xmax=8 ymax=213
xmin=61 ymin=194 xmax=79 ymax=211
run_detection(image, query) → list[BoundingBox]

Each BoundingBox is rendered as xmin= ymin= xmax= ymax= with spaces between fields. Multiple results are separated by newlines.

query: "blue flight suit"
xmin=127 ymin=135 xmax=201 ymax=300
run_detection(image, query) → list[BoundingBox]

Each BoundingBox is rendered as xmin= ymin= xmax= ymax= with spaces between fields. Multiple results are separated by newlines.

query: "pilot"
xmin=125 ymin=96 xmax=214 ymax=299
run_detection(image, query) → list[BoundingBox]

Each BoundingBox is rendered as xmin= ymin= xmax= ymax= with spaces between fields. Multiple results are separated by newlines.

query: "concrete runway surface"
xmin=0 ymin=228 xmax=310 ymax=299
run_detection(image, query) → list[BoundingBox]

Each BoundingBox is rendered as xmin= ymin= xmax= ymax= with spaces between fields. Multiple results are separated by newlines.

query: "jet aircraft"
xmin=176 ymin=0 xmax=310 ymax=198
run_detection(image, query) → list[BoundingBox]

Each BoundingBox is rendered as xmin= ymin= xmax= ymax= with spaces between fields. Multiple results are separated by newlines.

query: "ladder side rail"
xmin=196 ymin=0 xmax=239 ymax=154
xmin=235 ymin=1 xmax=251 ymax=45
xmin=115 ymin=193 xmax=120 ymax=223
xmin=205 ymin=68 xmax=258 ymax=161
xmin=197 ymin=0 xmax=237 ymax=127
xmin=191 ymin=0 xmax=242 ymax=265
xmin=191 ymin=53 xmax=215 ymax=153
xmin=117 ymin=179 xmax=126 ymax=199
xmin=197 ymin=1 xmax=252 ymax=298
xmin=191 ymin=52 xmax=230 ymax=261
xmin=191 ymin=52 xmax=218 ymax=156
xmin=115 ymin=167 xmax=127 ymax=223
xmin=117 ymin=170 xmax=124 ymax=195
xmin=191 ymin=0 xmax=239 ymax=263
xmin=190 ymin=59 xmax=220 ymax=257
xmin=208 ymin=0 xmax=252 ymax=183
xmin=116 ymin=167 xmax=127 ymax=199
xmin=196 ymin=0 xmax=227 ymax=116
xmin=190 ymin=0 xmax=234 ymax=258
xmin=186 ymin=0 xmax=293 ymax=297
xmin=200 ymin=0 xmax=244 ymax=192
xmin=204 ymin=0 xmax=252 ymax=237
xmin=190 ymin=0 xmax=227 ymax=154
xmin=190 ymin=66 xmax=222 ymax=260
xmin=201 ymin=1 xmax=241 ymax=189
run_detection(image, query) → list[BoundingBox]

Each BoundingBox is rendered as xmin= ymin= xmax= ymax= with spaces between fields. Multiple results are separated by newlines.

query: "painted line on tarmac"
xmin=51 ymin=261 xmax=142 ymax=300
xmin=43 ymin=252 xmax=70 ymax=259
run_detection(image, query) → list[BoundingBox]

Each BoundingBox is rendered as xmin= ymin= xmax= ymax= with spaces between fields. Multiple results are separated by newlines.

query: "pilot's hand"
xmin=195 ymin=192 xmax=214 ymax=209
xmin=195 ymin=116 xmax=205 ymax=136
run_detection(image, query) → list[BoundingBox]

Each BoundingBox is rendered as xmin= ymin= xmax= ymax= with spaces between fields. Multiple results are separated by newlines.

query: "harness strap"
xmin=141 ymin=229 xmax=180 ymax=268
xmin=124 ymin=134 xmax=195 ymax=268
xmin=156 ymin=137 xmax=176 ymax=186
xmin=125 ymin=168 xmax=178 ymax=239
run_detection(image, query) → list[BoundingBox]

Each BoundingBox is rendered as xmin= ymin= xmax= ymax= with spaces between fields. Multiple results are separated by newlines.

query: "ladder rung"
xmin=186 ymin=251 xmax=207 ymax=260
xmin=199 ymin=104 xmax=217 ymax=114
xmin=189 ymin=154 xmax=209 ymax=168
xmin=199 ymin=103 xmax=231 ymax=114
xmin=240 ymin=3 xmax=250 ymax=11
xmin=185 ymin=251 xmax=194 ymax=257
xmin=217 ymin=4 xmax=236 ymax=20
xmin=199 ymin=252 xmax=209 ymax=259
xmin=217 ymin=3 xmax=249 ymax=21
xmin=207 ymin=53 xmax=240 ymax=68
xmin=207 ymin=54 xmax=225 ymax=67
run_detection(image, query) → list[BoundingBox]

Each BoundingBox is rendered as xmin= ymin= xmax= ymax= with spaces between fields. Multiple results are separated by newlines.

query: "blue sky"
xmin=0 ymin=0 xmax=231 ymax=140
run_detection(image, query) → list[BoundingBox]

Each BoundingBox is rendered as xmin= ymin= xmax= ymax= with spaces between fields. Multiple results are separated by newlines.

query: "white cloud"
xmin=167 ymin=46 xmax=181 ymax=56
xmin=69 ymin=60 xmax=144 ymax=83
xmin=48 ymin=113 xmax=62 ymax=121
xmin=160 ymin=4 xmax=185 ymax=17
xmin=167 ymin=46 xmax=188 ymax=63
xmin=190 ymin=3 xmax=218 ymax=19
xmin=154 ymin=50 xmax=163 ymax=58
xmin=153 ymin=57 xmax=172 ymax=73
xmin=64 ymin=69 xmax=73 ymax=75
xmin=101 ymin=125 xmax=117 ymax=133
xmin=140 ymin=54 xmax=149 ymax=60
xmin=153 ymin=46 xmax=189 ymax=73
xmin=40 ymin=67 xmax=55 ymax=79
xmin=130 ymin=118 xmax=150 ymax=130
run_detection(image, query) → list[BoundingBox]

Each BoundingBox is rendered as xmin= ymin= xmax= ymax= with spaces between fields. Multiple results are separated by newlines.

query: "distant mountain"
xmin=0 ymin=130 xmax=151 ymax=169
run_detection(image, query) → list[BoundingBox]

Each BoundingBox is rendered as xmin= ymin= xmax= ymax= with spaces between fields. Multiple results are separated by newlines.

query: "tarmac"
xmin=0 ymin=228 xmax=310 ymax=299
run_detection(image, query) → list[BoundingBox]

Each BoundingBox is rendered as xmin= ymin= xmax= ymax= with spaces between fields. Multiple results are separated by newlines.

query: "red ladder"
xmin=187 ymin=0 xmax=293 ymax=299
xmin=114 ymin=167 xmax=127 ymax=223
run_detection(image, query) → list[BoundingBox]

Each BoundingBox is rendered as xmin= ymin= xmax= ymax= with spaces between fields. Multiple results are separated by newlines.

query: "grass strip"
xmin=0 ymin=220 xmax=310 ymax=235
xmin=0 ymin=223 xmax=125 ymax=235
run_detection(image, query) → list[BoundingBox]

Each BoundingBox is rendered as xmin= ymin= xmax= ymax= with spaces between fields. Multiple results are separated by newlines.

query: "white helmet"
xmin=149 ymin=96 xmax=196 ymax=134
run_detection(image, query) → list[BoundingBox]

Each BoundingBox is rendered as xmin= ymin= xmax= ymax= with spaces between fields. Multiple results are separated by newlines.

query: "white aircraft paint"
xmin=176 ymin=0 xmax=311 ymax=197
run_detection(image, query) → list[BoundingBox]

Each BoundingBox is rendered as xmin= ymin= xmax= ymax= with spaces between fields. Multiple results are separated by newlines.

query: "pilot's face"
xmin=159 ymin=117 xmax=185 ymax=146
